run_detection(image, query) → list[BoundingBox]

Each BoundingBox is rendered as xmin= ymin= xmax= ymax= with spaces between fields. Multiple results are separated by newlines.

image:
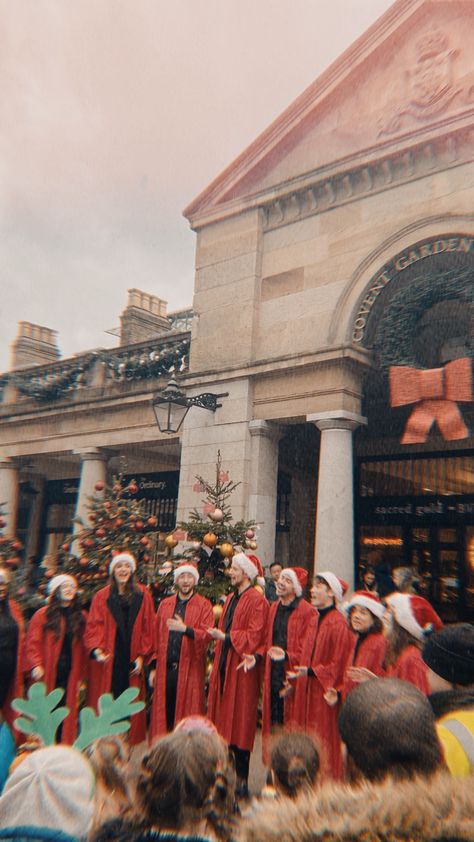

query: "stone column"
xmin=248 ymin=420 xmax=281 ymax=568
xmin=73 ymin=448 xmax=108 ymax=534
xmin=307 ymin=411 xmax=366 ymax=589
xmin=0 ymin=458 xmax=19 ymax=535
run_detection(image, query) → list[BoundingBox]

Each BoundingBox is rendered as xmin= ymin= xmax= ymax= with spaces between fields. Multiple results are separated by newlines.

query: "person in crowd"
xmin=359 ymin=565 xmax=377 ymax=593
xmin=85 ymin=736 xmax=134 ymax=833
xmin=392 ymin=565 xmax=421 ymax=594
xmin=207 ymin=552 xmax=268 ymax=798
xmin=149 ymin=562 xmax=213 ymax=739
xmin=0 ymin=745 xmax=95 ymax=842
xmin=269 ymin=732 xmax=320 ymax=799
xmin=290 ymin=572 xmax=352 ymax=779
xmin=348 ymin=592 xmax=443 ymax=694
xmin=91 ymin=730 xmax=236 ymax=842
xmin=237 ymin=703 xmax=472 ymax=842
xmin=338 ymin=677 xmax=444 ymax=783
xmin=339 ymin=590 xmax=386 ymax=699
xmin=0 ymin=567 xmax=24 ymax=733
xmin=264 ymin=563 xmax=282 ymax=603
xmin=84 ymin=552 xmax=154 ymax=745
xmin=422 ymin=623 xmax=474 ymax=777
xmin=365 ymin=550 xmax=393 ymax=598
xmin=25 ymin=574 xmax=86 ymax=743
xmin=257 ymin=567 xmax=317 ymax=762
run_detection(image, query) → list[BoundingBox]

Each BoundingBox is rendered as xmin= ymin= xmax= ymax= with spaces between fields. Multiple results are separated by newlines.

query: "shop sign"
xmin=359 ymin=495 xmax=474 ymax=522
xmin=123 ymin=472 xmax=179 ymax=499
xmin=352 ymin=236 xmax=474 ymax=343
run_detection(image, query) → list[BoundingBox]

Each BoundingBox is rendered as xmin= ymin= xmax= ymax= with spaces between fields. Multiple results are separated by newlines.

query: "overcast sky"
xmin=1 ymin=0 xmax=393 ymax=371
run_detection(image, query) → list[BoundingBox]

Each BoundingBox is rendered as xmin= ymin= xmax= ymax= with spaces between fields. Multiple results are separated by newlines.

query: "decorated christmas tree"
xmin=54 ymin=477 xmax=159 ymax=605
xmin=171 ymin=451 xmax=259 ymax=604
xmin=0 ymin=504 xmax=32 ymax=610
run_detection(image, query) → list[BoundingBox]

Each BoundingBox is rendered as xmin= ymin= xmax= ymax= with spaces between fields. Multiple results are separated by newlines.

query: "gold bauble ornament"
xmin=247 ymin=540 xmax=258 ymax=550
xmin=212 ymin=603 xmax=223 ymax=622
xmin=165 ymin=534 xmax=178 ymax=549
xmin=203 ymin=532 xmax=218 ymax=548
xmin=209 ymin=508 xmax=224 ymax=523
xmin=219 ymin=542 xmax=234 ymax=558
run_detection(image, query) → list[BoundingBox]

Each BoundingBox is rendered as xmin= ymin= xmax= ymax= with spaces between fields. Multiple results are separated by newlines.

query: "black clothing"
xmin=165 ymin=595 xmax=194 ymax=731
xmin=308 ymin=603 xmax=334 ymax=679
xmin=0 ymin=600 xmax=19 ymax=707
xmin=219 ymin=588 xmax=245 ymax=691
xmin=55 ymin=608 xmax=73 ymax=691
xmin=270 ymin=598 xmax=299 ymax=725
xmin=265 ymin=579 xmax=278 ymax=603
xmin=429 ymin=689 xmax=474 ymax=719
xmin=107 ymin=588 xmax=143 ymax=699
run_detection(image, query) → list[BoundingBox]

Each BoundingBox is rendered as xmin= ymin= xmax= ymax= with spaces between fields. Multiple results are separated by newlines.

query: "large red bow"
xmin=389 ymin=358 xmax=472 ymax=444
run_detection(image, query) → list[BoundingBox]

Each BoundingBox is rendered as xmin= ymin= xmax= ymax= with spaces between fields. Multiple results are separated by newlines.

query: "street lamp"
xmin=152 ymin=378 xmax=228 ymax=434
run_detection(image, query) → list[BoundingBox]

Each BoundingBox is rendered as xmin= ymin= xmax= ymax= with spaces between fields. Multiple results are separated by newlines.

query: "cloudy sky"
xmin=1 ymin=0 xmax=393 ymax=371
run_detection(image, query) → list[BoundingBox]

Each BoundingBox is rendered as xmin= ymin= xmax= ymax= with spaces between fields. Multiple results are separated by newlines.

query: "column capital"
xmin=248 ymin=420 xmax=282 ymax=441
xmin=307 ymin=410 xmax=367 ymax=432
xmin=0 ymin=456 xmax=18 ymax=470
xmin=73 ymin=447 xmax=108 ymax=462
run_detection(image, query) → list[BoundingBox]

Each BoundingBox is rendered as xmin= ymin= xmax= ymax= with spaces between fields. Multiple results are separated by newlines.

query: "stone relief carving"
xmin=378 ymin=28 xmax=472 ymax=136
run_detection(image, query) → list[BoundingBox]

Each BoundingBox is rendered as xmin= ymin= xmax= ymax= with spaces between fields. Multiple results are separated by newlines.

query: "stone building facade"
xmin=1 ymin=0 xmax=473 ymax=620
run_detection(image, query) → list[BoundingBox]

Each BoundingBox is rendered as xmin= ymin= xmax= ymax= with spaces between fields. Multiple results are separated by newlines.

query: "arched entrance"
xmin=353 ymin=234 xmax=474 ymax=621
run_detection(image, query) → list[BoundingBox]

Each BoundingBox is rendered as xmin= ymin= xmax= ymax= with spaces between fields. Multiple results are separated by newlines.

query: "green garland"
xmin=375 ymin=267 xmax=474 ymax=369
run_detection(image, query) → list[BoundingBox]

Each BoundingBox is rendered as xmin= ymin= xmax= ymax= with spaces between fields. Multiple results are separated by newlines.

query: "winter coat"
xmin=237 ymin=770 xmax=474 ymax=842
xmin=0 ymin=830 xmax=80 ymax=842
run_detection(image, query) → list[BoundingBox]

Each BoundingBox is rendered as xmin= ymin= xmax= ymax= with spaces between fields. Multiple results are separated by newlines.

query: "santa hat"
xmin=246 ymin=554 xmax=266 ymax=588
xmin=109 ymin=552 xmax=137 ymax=576
xmin=232 ymin=552 xmax=259 ymax=582
xmin=280 ymin=567 xmax=308 ymax=597
xmin=316 ymin=571 xmax=348 ymax=602
xmin=47 ymin=574 xmax=77 ymax=596
xmin=173 ymin=561 xmax=199 ymax=585
xmin=343 ymin=590 xmax=385 ymax=620
xmin=387 ymin=592 xmax=443 ymax=641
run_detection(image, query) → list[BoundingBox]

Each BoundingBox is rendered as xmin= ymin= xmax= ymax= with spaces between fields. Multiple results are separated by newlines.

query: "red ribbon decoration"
xmin=389 ymin=358 xmax=472 ymax=444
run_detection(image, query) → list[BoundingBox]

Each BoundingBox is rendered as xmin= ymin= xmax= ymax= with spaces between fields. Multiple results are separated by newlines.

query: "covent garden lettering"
xmin=351 ymin=236 xmax=474 ymax=344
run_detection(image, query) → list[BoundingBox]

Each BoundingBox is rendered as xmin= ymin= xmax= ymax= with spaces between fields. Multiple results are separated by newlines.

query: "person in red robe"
xmin=84 ymin=552 xmax=154 ymax=745
xmin=339 ymin=590 xmax=386 ymax=699
xmin=290 ymin=571 xmax=353 ymax=780
xmin=149 ymin=561 xmax=213 ymax=740
xmin=25 ymin=574 xmax=87 ymax=744
xmin=0 ymin=567 xmax=24 ymax=734
xmin=207 ymin=552 xmax=268 ymax=797
xmin=253 ymin=566 xmax=318 ymax=764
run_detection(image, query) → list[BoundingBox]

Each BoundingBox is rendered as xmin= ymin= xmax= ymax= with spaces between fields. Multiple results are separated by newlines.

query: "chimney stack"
xmin=120 ymin=289 xmax=171 ymax=345
xmin=11 ymin=322 xmax=60 ymax=370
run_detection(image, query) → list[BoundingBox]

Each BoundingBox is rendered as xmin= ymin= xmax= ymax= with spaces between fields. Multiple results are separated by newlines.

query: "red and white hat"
xmin=246 ymin=554 xmax=266 ymax=589
xmin=173 ymin=561 xmax=199 ymax=585
xmin=109 ymin=552 xmax=137 ymax=576
xmin=280 ymin=567 xmax=308 ymax=597
xmin=387 ymin=592 xmax=443 ymax=641
xmin=232 ymin=552 xmax=260 ymax=582
xmin=343 ymin=590 xmax=385 ymax=620
xmin=48 ymin=573 xmax=77 ymax=596
xmin=316 ymin=571 xmax=349 ymax=602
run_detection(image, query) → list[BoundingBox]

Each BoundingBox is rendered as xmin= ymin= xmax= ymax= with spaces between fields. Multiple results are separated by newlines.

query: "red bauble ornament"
xmin=96 ymin=528 xmax=106 ymax=538
xmin=114 ymin=518 xmax=124 ymax=528
xmin=143 ymin=554 xmax=150 ymax=562
xmin=104 ymin=502 xmax=112 ymax=510
xmin=79 ymin=557 xmax=89 ymax=567
xmin=139 ymin=536 xmax=149 ymax=546
xmin=89 ymin=513 xmax=97 ymax=522
xmin=134 ymin=521 xmax=144 ymax=531
xmin=128 ymin=482 xmax=138 ymax=495
xmin=111 ymin=549 xmax=120 ymax=557
xmin=62 ymin=543 xmax=70 ymax=552
xmin=11 ymin=540 xmax=23 ymax=551
xmin=94 ymin=482 xmax=105 ymax=491
xmin=113 ymin=483 xmax=122 ymax=494
xmin=147 ymin=516 xmax=158 ymax=527
xmin=245 ymin=529 xmax=255 ymax=540
xmin=84 ymin=538 xmax=94 ymax=549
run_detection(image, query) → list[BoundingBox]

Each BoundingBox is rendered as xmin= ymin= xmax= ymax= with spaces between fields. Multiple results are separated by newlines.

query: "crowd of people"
xmin=0 ymin=549 xmax=473 ymax=841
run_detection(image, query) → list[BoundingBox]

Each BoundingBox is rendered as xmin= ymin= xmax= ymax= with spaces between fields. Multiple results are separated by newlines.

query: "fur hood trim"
xmin=238 ymin=772 xmax=474 ymax=841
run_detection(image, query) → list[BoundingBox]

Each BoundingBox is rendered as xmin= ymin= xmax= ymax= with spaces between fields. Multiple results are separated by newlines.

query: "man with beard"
xmin=207 ymin=552 xmax=268 ymax=797
xmin=149 ymin=562 xmax=213 ymax=738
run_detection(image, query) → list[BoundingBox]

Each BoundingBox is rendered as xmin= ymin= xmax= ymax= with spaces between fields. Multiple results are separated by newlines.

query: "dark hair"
xmin=348 ymin=606 xmax=383 ymax=635
xmin=270 ymin=733 xmax=319 ymax=798
xmin=383 ymin=615 xmax=420 ymax=667
xmin=85 ymin=735 xmax=132 ymax=812
xmin=109 ymin=572 xmax=139 ymax=603
xmin=44 ymin=588 xmax=85 ymax=639
xmin=269 ymin=562 xmax=283 ymax=570
xmin=138 ymin=731 xmax=236 ymax=838
xmin=338 ymin=678 xmax=443 ymax=782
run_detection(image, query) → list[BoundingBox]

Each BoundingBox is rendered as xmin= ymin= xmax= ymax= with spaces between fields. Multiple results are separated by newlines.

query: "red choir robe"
xmin=25 ymin=606 xmax=88 ymax=744
xmin=2 ymin=599 xmax=25 ymax=735
xmin=301 ymin=607 xmax=354 ymax=780
xmin=150 ymin=591 xmax=214 ymax=740
xmin=341 ymin=631 xmax=386 ymax=699
xmin=385 ymin=644 xmax=429 ymax=694
xmin=261 ymin=597 xmax=318 ymax=763
xmin=207 ymin=586 xmax=268 ymax=752
xmin=84 ymin=584 xmax=154 ymax=745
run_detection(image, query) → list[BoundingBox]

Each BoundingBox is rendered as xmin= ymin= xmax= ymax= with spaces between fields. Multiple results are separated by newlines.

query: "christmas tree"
xmin=54 ymin=477 xmax=160 ymax=606
xmin=0 ymin=505 xmax=31 ymax=610
xmin=172 ymin=451 xmax=259 ymax=603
